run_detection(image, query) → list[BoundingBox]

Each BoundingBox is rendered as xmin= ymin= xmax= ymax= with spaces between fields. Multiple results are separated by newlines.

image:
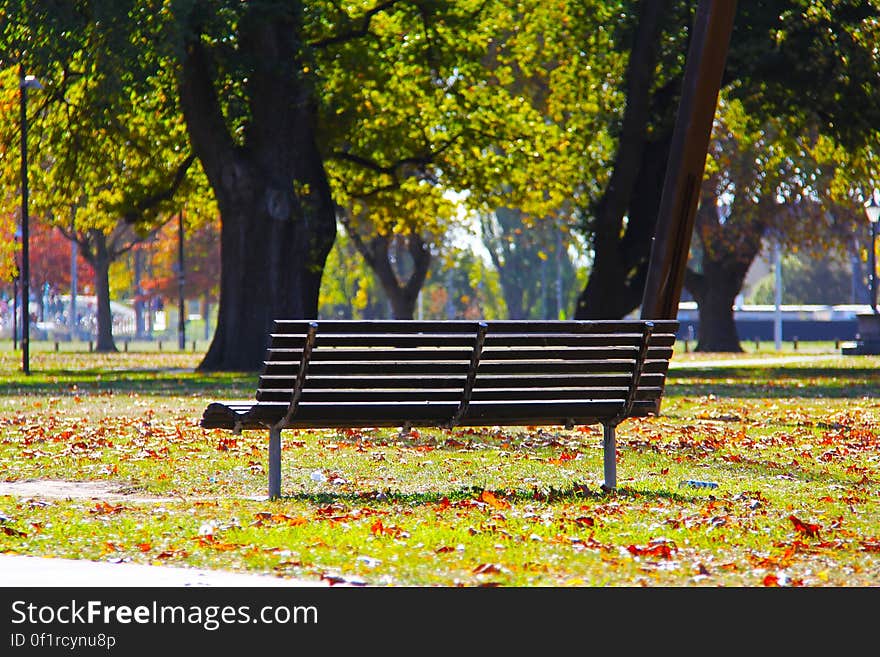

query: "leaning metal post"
xmin=268 ymin=426 xmax=282 ymax=500
xmin=641 ymin=0 xmax=737 ymax=322
xmin=602 ymin=423 xmax=616 ymax=491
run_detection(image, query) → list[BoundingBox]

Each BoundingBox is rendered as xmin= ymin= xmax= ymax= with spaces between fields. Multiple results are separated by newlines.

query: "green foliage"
xmin=727 ymin=0 xmax=880 ymax=153
xmin=319 ymin=226 xmax=388 ymax=319
xmin=481 ymin=207 xmax=585 ymax=319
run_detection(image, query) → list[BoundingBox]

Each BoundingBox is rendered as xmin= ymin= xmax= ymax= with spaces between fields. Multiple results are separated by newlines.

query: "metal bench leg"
xmin=602 ymin=423 xmax=616 ymax=491
xmin=269 ymin=426 xmax=282 ymax=500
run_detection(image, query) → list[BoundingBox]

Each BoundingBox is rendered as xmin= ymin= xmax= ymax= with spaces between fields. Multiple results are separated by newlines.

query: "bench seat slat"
xmin=254 ymin=386 xmax=664 ymax=403
xmin=264 ymin=345 xmax=673 ymax=363
xmin=201 ymin=398 xmax=663 ymax=431
xmin=271 ymin=319 xmax=680 ymax=333
xmin=258 ymin=372 xmax=668 ymax=390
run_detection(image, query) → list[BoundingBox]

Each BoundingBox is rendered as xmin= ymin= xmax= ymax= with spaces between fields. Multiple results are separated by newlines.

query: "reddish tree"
xmin=139 ymin=216 xmax=220 ymax=316
xmin=27 ymin=216 xmax=95 ymax=295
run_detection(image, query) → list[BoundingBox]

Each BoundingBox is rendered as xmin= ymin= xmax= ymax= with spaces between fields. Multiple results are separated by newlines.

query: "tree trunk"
xmin=687 ymin=262 xmax=744 ymax=352
xmin=343 ymin=226 xmax=431 ymax=320
xmin=89 ymin=230 xmax=117 ymax=353
xmin=574 ymin=136 xmax=672 ymax=318
xmin=573 ymin=1 xmax=673 ymax=319
xmin=180 ymin=6 xmax=336 ymax=371
xmin=198 ymin=193 xmax=335 ymax=371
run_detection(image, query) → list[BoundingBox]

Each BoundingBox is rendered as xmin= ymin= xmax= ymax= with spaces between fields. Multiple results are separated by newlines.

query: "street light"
xmin=177 ymin=209 xmax=186 ymax=350
xmin=866 ymin=193 xmax=880 ymax=315
xmin=19 ymin=70 xmax=42 ymax=375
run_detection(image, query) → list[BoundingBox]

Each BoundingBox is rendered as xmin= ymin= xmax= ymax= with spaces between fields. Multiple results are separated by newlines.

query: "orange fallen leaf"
xmin=788 ymin=515 xmax=821 ymax=539
xmin=627 ymin=542 xmax=675 ymax=559
xmin=478 ymin=490 xmax=511 ymax=510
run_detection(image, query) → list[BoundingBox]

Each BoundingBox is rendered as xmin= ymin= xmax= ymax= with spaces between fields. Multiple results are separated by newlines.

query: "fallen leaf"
xmin=788 ymin=514 xmax=821 ymax=539
xmin=478 ymin=490 xmax=511 ymax=510
xmin=473 ymin=563 xmax=503 ymax=575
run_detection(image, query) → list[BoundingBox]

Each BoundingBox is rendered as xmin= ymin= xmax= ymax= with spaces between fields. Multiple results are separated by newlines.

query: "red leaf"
xmin=1 ymin=526 xmax=27 ymax=538
xmin=472 ymin=563 xmax=503 ymax=575
xmin=627 ymin=542 xmax=675 ymax=559
xmin=859 ymin=539 xmax=880 ymax=553
xmin=763 ymin=574 xmax=780 ymax=587
xmin=788 ymin=515 xmax=821 ymax=539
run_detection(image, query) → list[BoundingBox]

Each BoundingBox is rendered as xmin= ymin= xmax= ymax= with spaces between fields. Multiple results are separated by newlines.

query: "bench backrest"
xmin=255 ymin=319 xmax=678 ymax=429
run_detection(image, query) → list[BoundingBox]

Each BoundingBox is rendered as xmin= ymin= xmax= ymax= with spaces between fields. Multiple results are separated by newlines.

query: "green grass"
xmin=1 ymin=343 xmax=878 ymax=586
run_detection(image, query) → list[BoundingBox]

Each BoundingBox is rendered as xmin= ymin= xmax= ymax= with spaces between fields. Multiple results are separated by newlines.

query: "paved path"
xmin=0 ymin=553 xmax=326 ymax=587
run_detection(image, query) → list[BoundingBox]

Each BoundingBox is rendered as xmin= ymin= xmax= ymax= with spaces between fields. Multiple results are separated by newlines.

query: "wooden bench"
xmin=200 ymin=319 xmax=679 ymax=499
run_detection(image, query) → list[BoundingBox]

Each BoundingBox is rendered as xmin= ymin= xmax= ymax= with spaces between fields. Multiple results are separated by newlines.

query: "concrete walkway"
xmin=0 ymin=553 xmax=326 ymax=587
xmin=668 ymin=354 xmax=840 ymax=369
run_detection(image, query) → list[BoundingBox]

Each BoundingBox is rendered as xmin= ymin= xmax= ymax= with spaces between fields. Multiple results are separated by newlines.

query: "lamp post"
xmin=867 ymin=194 xmax=880 ymax=315
xmin=177 ymin=209 xmax=186 ymax=350
xmin=19 ymin=70 xmax=42 ymax=375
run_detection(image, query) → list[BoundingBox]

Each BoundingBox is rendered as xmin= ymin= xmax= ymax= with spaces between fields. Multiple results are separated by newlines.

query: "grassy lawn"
xmin=1 ymin=340 xmax=878 ymax=587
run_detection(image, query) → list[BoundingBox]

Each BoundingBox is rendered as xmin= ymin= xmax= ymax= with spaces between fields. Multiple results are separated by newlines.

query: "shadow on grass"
xmin=272 ymin=487 xmax=750 ymax=507
xmin=0 ymin=369 xmax=258 ymax=397
xmin=667 ymin=366 xmax=880 ymax=399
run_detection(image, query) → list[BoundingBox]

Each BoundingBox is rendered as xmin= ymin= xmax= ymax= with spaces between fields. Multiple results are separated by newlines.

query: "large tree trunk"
xmin=574 ymin=1 xmax=673 ymax=319
xmin=685 ymin=263 xmax=746 ymax=352
xmin=180 ymin=5 xmax=336 ymax=371
xmin=202 ymin=200 xmax=334 ymax=370
xmin=684 ymin=188 xmax=766 ymax=352
xmin=87 ymin=230 xmax=117 ymax=353
xmin=574 ymin=136 xmax=672 ymax=318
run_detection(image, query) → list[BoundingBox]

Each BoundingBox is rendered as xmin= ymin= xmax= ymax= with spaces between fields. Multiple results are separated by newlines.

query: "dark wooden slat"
xmin=469 ymin=387 xmax=663 ymax=401
xmin=270 ymin=332 xmax=676 ymax=350
xmin=257 ymin=386 xmax=664 ymax=404
xmin=476 ymin=360 xmax=636 ymax=374
xmin=304 ymin=361 xmax=471 ymax=375
xmin=263 ymin=372 xmax=667 ymax=390
xmin=479 ymin=346 xmax=673 ymax=361
xmin=271 ymin=319 xmax=679 ymax=334
xmin=258 ymin=389 xmax=465 ymax=403
xmin=260 ymin=373 xmax=467 ymax=387
xmin=267 ymin=347 xmax=473 ymax=362
xmin=274 ymin=334 xmax=478 ymax=348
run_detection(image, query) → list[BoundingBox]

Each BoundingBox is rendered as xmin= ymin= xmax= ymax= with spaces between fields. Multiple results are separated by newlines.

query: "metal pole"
xmin=12 ymin=276 xmax=18 ymax=350
xmin=70 ymin=209 xmax=78 ymax=341
xmin=602 ymin=423 xmax=617 ymax=491
xmin=19 ymin=70 xmax=30 ymax=375
xmin=774 ymin=241 xmax=782 ymax=350
xmin=177 ymin=210 xmax=186 ymax=350
xmin=872 ymin=220 xmax=878 ymax=314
